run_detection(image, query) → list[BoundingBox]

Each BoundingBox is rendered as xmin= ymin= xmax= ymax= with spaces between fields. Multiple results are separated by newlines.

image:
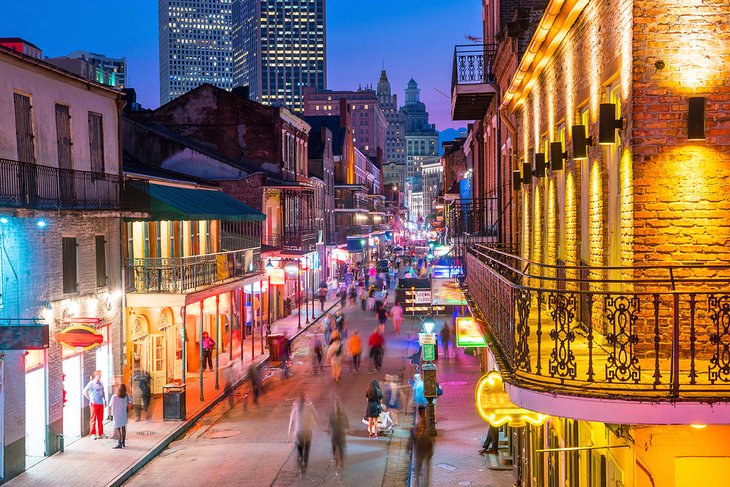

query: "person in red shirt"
xmin=368 ymin=328 xmax=385 ymax=371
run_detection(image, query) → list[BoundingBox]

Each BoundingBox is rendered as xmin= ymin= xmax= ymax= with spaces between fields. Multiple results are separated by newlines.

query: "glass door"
xmin=150 ymin=334 xmax=166 ymax=394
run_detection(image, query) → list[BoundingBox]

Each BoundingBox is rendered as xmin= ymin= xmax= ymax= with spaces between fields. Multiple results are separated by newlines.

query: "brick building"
xmin=458 ymin=0 xmax=730 ymax=486
xmin=0 ymin=45 xmax=126 ymax=480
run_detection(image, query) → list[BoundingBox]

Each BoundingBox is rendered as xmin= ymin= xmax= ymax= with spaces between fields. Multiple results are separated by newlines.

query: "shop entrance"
xmin=133 ymin=334 xmax=166 ymax=394
xmin=62 ymin=355 xmax=82 ymax=441
xmin=25 ymin=365 xmax=47 ymax=465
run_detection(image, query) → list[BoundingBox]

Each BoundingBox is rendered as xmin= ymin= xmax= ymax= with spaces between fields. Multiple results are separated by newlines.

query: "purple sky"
xmin=0 ymin=0 xmax=481 ymax=130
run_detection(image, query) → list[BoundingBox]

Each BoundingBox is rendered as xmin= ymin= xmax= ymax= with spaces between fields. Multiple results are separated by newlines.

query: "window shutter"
xmin=95 ymin=235 xmax=107 ymax=287
xmin=62 ymin=238 xmax=78 ymax=293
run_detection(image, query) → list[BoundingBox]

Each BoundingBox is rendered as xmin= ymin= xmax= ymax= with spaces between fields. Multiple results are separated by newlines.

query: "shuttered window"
xmin=88 ymin=112 xmax=105 ymax=173
xmin=95 ymin=235 xmax=107 ymax=287
xmin=62 ymin=237 xmax=78 ymax=294
xmin=55 ymin=104 xmax=73 ymax=169
xmin=14 ymin=93 xmax=35 ymax=163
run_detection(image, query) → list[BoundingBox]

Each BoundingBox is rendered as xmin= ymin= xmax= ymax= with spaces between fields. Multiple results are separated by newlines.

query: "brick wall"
xmin=220 ymin=174 xmax=266 ymax=212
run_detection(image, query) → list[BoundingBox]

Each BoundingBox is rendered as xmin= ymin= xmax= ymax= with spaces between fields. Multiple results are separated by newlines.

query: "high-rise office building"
xmin=232 ymin=0 xmax=326 ymax=113
xmin=47 ymin=51 xmax=127 ymax=88
xmin=400 ymin=78 xmax=439 ymax=182
xmin=376 ymin=69 xmax=406 ymax=165
xmin=158 ymin=0 xmax=234 ymax=104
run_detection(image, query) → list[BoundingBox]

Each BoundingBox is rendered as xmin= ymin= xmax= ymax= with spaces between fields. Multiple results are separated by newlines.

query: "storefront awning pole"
xmin=215 ymin=295 xmax=220 ymax=390
xmin=181 ymin=306 xmax=187 ymax=385
xmin=199 ymin=301 xmax=204 ymax=402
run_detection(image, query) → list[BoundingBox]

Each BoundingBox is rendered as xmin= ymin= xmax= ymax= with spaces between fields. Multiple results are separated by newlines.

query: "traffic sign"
xmin=422 ymin=343 xmax=435 ymax=361
xmin=414 ymin=291 xmax=431 ymax=304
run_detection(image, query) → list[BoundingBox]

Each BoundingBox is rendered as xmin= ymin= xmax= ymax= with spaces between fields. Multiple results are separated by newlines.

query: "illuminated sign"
xmin=0 ymin=322 xmax=49 ymax=350
xmin=57 ymin=325 xmax=104 ymax=351
xmin=476 ymin=371 xmax=548 ymax=428
xmin=455 ymin=317 xmax=487 ymax=347
xmin=269 ymin=268 xmax=286 ymax=285
xmin=422 ymin=343 xmax=435 ymax=361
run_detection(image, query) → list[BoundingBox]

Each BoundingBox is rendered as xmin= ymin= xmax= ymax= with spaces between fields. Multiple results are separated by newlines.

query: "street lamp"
xmin=422 ymin=316 xmax=436 ymax=334
xmin=265 ymin=260 xmax=274 ymax=336
xmin=421 ymin=315 xmax=438 ymax=437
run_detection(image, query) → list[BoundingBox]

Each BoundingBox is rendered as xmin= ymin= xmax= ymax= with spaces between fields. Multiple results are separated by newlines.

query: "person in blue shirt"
xmin=82 ymin=370 xmax=108 ymax=439
xmin=410 ymin=373 xmax=427 ymax=415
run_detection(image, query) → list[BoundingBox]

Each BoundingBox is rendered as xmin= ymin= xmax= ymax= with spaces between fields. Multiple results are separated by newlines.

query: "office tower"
xmin=47 ymin=51 xmax=127 ymax=88
xmin=232 ymin=0 xmax=326 ymax=113
xmin=376 ymin=69 xmax=406 ymax=165
xmin=158 ymin=0 xmax=234 ymax=104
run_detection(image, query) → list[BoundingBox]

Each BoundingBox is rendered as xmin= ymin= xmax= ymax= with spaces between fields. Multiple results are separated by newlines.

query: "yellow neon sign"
xmin=475 ymin=371 xmax=549 ymax=428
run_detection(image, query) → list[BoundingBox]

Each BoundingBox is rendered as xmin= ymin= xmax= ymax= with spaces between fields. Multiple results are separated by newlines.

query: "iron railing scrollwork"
xmin=452 ymin=44 xmax=497 ymax=87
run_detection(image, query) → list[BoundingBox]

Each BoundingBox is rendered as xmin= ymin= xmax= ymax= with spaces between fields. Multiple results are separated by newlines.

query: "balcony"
xmin=335 ymin=197 xmax=368 ymax=211
xmin=446 ymin=198 xmax=499 ymax=246
xmin=451 ymin=44 xmax=497 ymax=121
xmin=127 ymin=247 xmax=261 ymax=294
xmin=465 ymin=245 xmax=730 ymax=407
xmin=0 ymin=158 xmax=121 ymax=210
xmin=264 ymin=231 xmax=317 ymax=254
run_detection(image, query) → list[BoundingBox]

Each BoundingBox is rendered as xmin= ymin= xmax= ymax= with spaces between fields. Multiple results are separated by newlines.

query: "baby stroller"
xmin=361 ymin=410 xmax=394 ymax=436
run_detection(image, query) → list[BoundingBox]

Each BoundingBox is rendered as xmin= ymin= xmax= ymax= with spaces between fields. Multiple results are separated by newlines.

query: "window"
xmin=62 ymin=237 xmax=78 ymax=294
xmin=14 ymin=93 xmax=35 ymax=163
xmin=95 ymin=235 xmax=107 ymax=287
xmin=55 ymin=104 xmax=73 ymax=169
xmin=88 ymin=112 xmax=105 ymax=173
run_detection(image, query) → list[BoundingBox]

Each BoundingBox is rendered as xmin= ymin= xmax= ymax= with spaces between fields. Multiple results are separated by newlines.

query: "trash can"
xmin=267 ymin=333 xmax=285 ymax=362
xmin=163 ymin=383 xmax=186 ymax=421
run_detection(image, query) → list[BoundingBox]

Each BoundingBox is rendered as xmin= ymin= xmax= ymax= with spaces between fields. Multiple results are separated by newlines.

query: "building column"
xmin=181 ymin=306 xmax=187 ymax=385
xmin=228 ymin=291 xmax=234 ymax=362
xmin=215 ymin=295 xmax=220 ymax=390
xmin=199 ymin=300 xmax=204 ymax=402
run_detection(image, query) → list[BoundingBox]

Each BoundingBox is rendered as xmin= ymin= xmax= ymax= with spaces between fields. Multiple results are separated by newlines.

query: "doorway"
xmin=25 ymin=366 xmax=47 ymax=466
xmin=62 ymin=355 xmax=82 ymax=441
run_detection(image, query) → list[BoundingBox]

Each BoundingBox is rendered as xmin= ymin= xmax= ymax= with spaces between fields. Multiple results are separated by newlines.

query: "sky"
xmin=0 ymin=0 xmax=481 ymax=131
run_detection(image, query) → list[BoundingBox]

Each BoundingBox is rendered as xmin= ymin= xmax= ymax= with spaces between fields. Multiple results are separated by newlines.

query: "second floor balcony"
xmin=0 ymin=157 xmax=121 ymax=211
xmin=466 ymin=245 xmax=730 ymax=405
xmin=264 ymin=230 xmax=317 ymax=254
xmin=127 ymin=247 xmax=261 ymax=294
xmin=451 ymin=44 xmax=498 ymax=120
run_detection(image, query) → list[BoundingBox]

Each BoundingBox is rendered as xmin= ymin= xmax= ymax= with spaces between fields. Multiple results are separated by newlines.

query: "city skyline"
xmin=0 ymin=0 xmax=480 ymax=130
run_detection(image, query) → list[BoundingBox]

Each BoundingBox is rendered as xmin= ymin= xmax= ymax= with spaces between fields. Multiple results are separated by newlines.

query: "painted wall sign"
xmin=455 ymin=317 xmax=487 ymax=348
xmin=57 ymin=325 xmax=103 ymax=350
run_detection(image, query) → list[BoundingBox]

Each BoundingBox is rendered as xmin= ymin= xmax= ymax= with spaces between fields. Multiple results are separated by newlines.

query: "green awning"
xmin=131 ymin=183 xmax=265 ymax=222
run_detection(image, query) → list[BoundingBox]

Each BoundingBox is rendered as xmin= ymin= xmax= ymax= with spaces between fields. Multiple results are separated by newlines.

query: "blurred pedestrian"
xmin=391 ymin=302 xmax=404 ymax=334
xmin=329 ymin=398 xmax=349 ymax=481
xmin=348 ymin=330 xmax=362 ymax=373
xmin=109 ymin=384 xmax=132 ymax=449
xmin=383 ymin=375 xmax=404 ymax=426
xmin=359 ymin=284 xmax=368 ymax=311
xmin=368 ymin=327 xmax=385 ymax=372
xmin=248 ymin=364 xmax=262 ymax=405
xmin=440 ymin=321 xmax=452 ymax=359
xmin=365 ymin=379 xmax=383 ymax=438
xmin=312 ymin=334 xmax=324 ymax=374
xmin=348 ymin=285 xmax=357 ymax=307
xmin=367 ymin=285 xmax=376 ymax=310
xmin=327 ymin=331 xmax=344 ymax=383
xmin=376 ymin=303 xmax=389 ymax=332
xmin=319 ymin=285 xmax=327 ymax=311
xmin=413 ymin=415 xmax=433 ymax=487
xmin=132 ymin=368 xmax=152 ymax=421
xmin=410 ymin=373 xmax=427 ymax=415
xmin=288 ymin=393 xmax=318 ymax=479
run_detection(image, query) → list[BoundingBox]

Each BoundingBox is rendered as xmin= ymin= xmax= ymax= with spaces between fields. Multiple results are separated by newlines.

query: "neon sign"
xmin=475 ymin=371 xmax=549 ymax=428
xmin=455 ymin=317 xmax=487 ymax=347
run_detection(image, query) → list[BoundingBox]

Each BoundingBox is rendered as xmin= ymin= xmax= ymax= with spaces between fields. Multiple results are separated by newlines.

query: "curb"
xmin=106 ymin=299 xmax=341 ymax=487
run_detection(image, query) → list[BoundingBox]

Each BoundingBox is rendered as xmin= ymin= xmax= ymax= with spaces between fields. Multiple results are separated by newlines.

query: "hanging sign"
xmin=269 ymin=268 xmax=286 ymax=285
xmin=0 ymin=322 xmax=49 ymax=350
xmin=476 ymin=371 xmax=549 ymax=428
xmin=57 ymin=325 xmax=104 ymax=351
xmin=455 ymin=317 xmax=487 ymax=347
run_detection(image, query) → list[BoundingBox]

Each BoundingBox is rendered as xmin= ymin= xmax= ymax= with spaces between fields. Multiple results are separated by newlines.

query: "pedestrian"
xmin=479 ymin=425 xmax=500 ymax=455
xmin=348 ymin=330 xmax=362 ymax=373
xmin=248 ymin=364 xmax=262 ymax=405
xmin=348 ymin=285 xmax=357 ymax=307
xmin=368 ymin=327 xmax=385 ymax=371
xmin=201 ymin=331 xmax=215 ymax=372
xmin=311 ymin=334 xmax=324 ymax=374
xmin=367 ymin=285 xmax=376 ymax=310
xmin=410 ymin=373 xmax=428 ymax=415
xmin=82 ymin=370 xmax=108 ymax=439
xmin=391 ymin=302 xmax=404 ymax=334
xmin=383 ymin=375 xmax=404 ymax=426
xmin=289 ymin=392 xmax=318 ymax=479
xmin=376 ymin=303 xmax=389 ymax=332
xmin=131 ymin=368 xmax=152 ymax=421
xmin=319 ymin=285 xmax=327 ymax=311
xmin=329 ymin=398 xmax=350 ymax=481
xmin=440 ymin=321 xmax=452 ymax=359
xmin=413 ymin=415 xmax=434 ymax=487
xmin=359 ymin=284 xmax=368 ymax=311
xmin=339 ymin=284 xmax=347 ymax=307
xmin=365 ymin=379 xmax=383 ymax=438
xmin=327 ymin=331 xmax=344 ymax=383
xmin=109 ymin=384 xmax=132 ymax=449
xmin=323 ymin=314 xmax=332 ymax=345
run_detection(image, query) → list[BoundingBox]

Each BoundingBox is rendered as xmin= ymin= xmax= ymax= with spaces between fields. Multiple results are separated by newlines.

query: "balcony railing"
xmin=335 ymin=197 xmax=368 ymax=210
xmin=264 ymin=231 xmax=317 ymax=253
xmin=466 ymin=245 xmax=730 ymax=400
xmin=451 ymin=44 xmax=498 ymax=120
xmin=127 ymin=247 xmax=261 ymax=293
xmin=0 ymin=158 xmax=120 ymax=210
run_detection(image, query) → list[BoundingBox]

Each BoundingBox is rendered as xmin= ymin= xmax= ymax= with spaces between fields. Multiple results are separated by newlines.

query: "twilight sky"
xmin=0 ymin=0 xmax=481 ymax=130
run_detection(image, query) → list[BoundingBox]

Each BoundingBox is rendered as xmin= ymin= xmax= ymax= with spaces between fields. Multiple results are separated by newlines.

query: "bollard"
xmin=57 ymin=434 xmax=64 ymax=453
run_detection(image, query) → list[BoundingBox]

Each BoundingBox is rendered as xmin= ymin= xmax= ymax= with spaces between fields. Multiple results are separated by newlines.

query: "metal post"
xmin=672 ymin=293 xmax=680 ymax=396
xmin=259 ymin=281 xmax=264 ymax=355
xmin=228 ymin=291 xmax=233 ymax=361
xmin=305 ymin=260 xmax=310 ymax=324
xmin=199 ymin=301 xmax=204 ymax=402
xmin=267 ymin=275 xmax=272 ymax=336
xmin=251 ymin=288 xmax=255 ymax=361
xmin=215 ymin=295 xmax=220 ymax=390
xmin=181 ymin=306 xmax=187 ymax=385
xmin=240 ymin=288 xmax=244 ymax=363
xmin=297 ymin=266 xmax=302 ymax=330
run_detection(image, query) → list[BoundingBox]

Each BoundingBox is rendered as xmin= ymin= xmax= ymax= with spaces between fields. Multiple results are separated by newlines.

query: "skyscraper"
xmin=158 ymin=0 xmax=234 ymax=104
xmin=376 ymin=69 xmax=406 ymax=165
xmin=232 ymin=0 xmax=326 ymax=113
xmin=400 ymin=78 xmax=439 ymax=182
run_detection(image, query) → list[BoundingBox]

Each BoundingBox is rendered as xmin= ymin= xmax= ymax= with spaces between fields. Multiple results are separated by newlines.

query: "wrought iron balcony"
xmin=127 ymin=247 xmax=261 ymax=294
xmin=263 ymin=231 xmax=317 ymax=254
xmin=451 ymin=44 xmax=498 ymax=120
xmin=465 ymin=245 xmax=730 ymax=400
xmin=0 ymin=158 xmax=121 ymax=210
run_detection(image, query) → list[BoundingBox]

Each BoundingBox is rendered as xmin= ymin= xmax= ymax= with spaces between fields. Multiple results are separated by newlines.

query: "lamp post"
xmin=265 ymin=259 xmax=274 ymax=336
xmin=422 ymin=315 xmax=438 ymax=436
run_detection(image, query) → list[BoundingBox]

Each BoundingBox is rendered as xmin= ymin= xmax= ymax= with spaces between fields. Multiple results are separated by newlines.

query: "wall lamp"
xmin=688 ymin=97 xmax=706 ymax=141
xmin=534 ymin=152 xmax=546 ymax=178
xmin=599 ymin=103 xmax=624 ymax=145
xmin=550 ymin=142 xmax=567 ymax=171
xmin=571 ymin=125 xmax=593 ymax=160
xmin=522 ymin=161 xmax=532 ymax=183
xmin=512 ymin=170 xmax=522 ymax=191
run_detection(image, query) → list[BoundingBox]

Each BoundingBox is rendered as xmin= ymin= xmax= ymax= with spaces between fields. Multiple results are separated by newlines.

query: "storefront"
xmin=24 ymin=350 xmax=47 ymax=466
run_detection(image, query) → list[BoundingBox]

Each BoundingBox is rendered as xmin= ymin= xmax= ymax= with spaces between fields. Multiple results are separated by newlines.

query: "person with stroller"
xmin=365 ymin=379 xmax=383 ymax=438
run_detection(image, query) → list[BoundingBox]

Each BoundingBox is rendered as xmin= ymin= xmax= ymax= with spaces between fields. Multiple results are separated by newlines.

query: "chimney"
xmin=232 ymin=85 xmax=250 ymax=99
xmin=339 ymin=98 xmax=349 ymax=128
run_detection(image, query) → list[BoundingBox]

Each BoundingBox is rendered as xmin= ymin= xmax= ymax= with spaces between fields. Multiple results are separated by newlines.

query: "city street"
xmin=125 ymin=296 xmax=419 ymax=487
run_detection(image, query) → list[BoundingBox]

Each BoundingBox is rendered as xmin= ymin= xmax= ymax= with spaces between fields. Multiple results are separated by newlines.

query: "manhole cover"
xmin=206 ymin=430 xmax=241 ymax=439
xmin=136 ymin=431 xmax=158 ymax=436
xmin=436 ymin=463 xmax=457 ymax=471
xmin=458 ymin=482 xmax=472 ymax=486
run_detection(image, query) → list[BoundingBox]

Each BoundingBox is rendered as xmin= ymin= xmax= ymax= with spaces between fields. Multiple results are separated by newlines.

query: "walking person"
xmin=348 ymin=285 xmax=357 ymax=308
xmin=376 ymin=302 xmax=389 ymax=333
xmin=329 ymin=398 xmax=350 ymax=482
xmin=131 ymin=368 xmax=152 ymax=421
xmin=319 ymin=285 xmax=327 ymax=312
xmin=82 ymin=370 xmax=108 ymax=439
xmin=440 ymin=321 xmax=452 ymax=359
xmin=413 ymin=415 xmax=434 ymax=487
xmin=348 ymin=330 xmax=362 ymax=373
xmin=359 ymin=283 xmax=368 ymax=311
xmin=479 ymin=425 xmax=500 ymax=455
xmin=391 ymin=302 xmax=404 ymax=334
xmin=327 ymin=331 xmax=344 ymax=383
xmin=288 ymin=393 xmax=318 ymax=479
xmin=383 ymin=375 xmax=404 ymax=426
xmin=365 ymin=379 xmax=383 ymax=438
xmin=368 ymin=327 xmax=385 ymax=372
xmin=248 ymin=364 xmax=262 ymax=405
xmin=410 ymin=373 xmax=428 ymax=415
xmin=201 ymin=331 xmax=215 ymax=372
xmin=311 ymin=334 xmax=325 ymax=374
xmin=109 ymin=384 xmax=132 ymax=449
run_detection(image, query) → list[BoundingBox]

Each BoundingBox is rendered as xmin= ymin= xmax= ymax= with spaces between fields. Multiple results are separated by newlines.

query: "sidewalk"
xmin=409 ymin=317 xmax=514 ymax=487
xmin=6 ymin=296 xmax=341 ymax=487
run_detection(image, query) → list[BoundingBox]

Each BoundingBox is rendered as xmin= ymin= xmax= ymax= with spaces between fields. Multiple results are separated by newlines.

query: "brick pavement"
xmin=5 ymin=297 xmax=341 ymax=487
